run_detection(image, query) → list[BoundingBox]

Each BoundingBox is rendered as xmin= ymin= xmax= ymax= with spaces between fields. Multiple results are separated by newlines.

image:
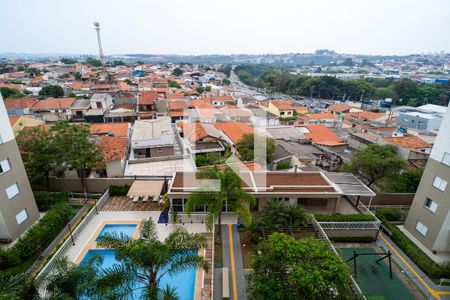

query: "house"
xmin=97 ymin=136 xmax=128 ymax=177
xmin=178 ymin=122 xmax=225 ymax=155
xmin=219 ymin=105 xmax=252 ymax=122
xmin=347 ymin=132 xmax=382 ymax=149
xmin=3 ymin=98 xmax=38 ymax=115
xmin=297 ymin=112 xmax=337 ymax=126
xmin=344 ymin=111 xmax=389 ymax=128
xmin=30 ymin=97 xmax=75 ymax=122
xmin=130 ymin=117 xmax=175 ymax=159
xmin=267 ymin=100 xmax=295 ymax=118
xmin=104 ymin=103 xmax=137 ymax=123
xmin=168 ymin=100 xmax=191 ymax=122
xmin=303 ymin=125 xmax=346 ymax=148
xmin=246 ymin=105 xmax=280 ymax=127
xmin=137 ymin=90 xmax=158 ymax=113
xmin=213 ymin=121 xmax=253 ymax=145
xmin=381 ymin=135 xmax=432 ymax=168
xmin=8 ymin=115 xmax=44 ymax=135
xmin=85 ymin=93 xmax=113 ymax=123
xmin=167 ymin=171 xmax=374 ymax=215
xmin=190 ymin=99 xmax=223 ymax=123
xmin=327 ymin=103 xmax=353 ymax=114
xmin=70 ymin=99 xmax=91 ymax=121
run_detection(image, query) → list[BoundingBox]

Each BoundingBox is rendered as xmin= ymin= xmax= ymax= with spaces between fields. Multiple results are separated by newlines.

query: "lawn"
xmin=339 ymin=248 xmax=416 ymax=300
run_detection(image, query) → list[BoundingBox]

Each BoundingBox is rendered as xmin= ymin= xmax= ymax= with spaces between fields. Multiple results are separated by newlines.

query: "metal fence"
xmin=34 ymin=190 xmax=110 ymax=285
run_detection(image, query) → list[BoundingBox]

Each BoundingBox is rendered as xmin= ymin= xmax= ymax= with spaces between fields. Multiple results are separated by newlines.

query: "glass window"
xmin=172 ymin=198 xmax=183 ymax=212
xmin=424 ymin=198 xmax=438 ymax=213
xmin=442 ymin=153 xmax=450 ymax=167
xmin=0 ymin=159 xmax=11 ymax=174
xmin=415 ymin=221 xmax=428 ymax=236
xmin=15 ymin=209 xmax=28 ymax=225
xmin=6 ymin=183 xmax=19 ymax=199
xmin=433 ymin=176 xmax=448 ymax=192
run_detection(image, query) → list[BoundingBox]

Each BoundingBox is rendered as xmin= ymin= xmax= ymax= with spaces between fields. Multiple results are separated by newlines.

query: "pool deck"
xmin=100 ymin=196 xmax=162 ymax=211
xmin=65 ymin=210 xmax=211 ymax=300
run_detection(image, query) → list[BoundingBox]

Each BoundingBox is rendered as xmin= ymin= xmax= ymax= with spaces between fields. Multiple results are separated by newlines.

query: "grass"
xmin=214 ymin=226 xmax=223 ymax=268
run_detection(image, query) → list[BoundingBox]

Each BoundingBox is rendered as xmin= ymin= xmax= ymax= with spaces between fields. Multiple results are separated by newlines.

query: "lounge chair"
xmin=152 ymin=196 xmax=159 ymax=202
xmin=142 ymin=195 xmax=149 ymax=202
xmin=132 ymin=195 xmax=139 ymax=203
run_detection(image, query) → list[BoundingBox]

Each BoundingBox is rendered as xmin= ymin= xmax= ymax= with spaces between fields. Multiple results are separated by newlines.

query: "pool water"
xmin=81 ymin=249 xmax=196 ymax=300
xmin=95 ymin=224 xmax=137 ymax=241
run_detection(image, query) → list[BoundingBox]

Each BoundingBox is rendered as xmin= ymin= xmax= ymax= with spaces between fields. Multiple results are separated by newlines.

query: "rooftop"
xmin=131 ymin=117 xmax=174 ymax=148
xmin=383 ymin=135 xmax=432 ymax=149
xmin=304 ymin=125 xmax=346 ymax=146
xmin=99 ymin=136 xmax=128 ymax=161
xmin=213 ymin=121 xmax=253 ymax=144
xmin=90 ymin=122 xmax=130 ymax=138
xmin=31 ymin=97 xmax=75 ymax=110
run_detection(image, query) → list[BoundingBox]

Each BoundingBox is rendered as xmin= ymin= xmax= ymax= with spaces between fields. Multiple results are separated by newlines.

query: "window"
xmin=415 ymin=221 xmax=428 ymax=236
xmin=172 ymin=198 xmax=184 ymax=212
xmin=15 ymin=209 xmax=28 ymax=225
xmin=0 ymin=159 xmax=11 ymax=175
xmin=433 ymin=176 xmax=448 ymax=192
xmin=425 ymin=198 xmax=438 ymax=213
xmin=442 ymin=153 xmax=450 ymax=167
xmin=6 ymin=183 xmax=19 ymax=199
xmin=157 ymin=148 xmax=163 ymax=153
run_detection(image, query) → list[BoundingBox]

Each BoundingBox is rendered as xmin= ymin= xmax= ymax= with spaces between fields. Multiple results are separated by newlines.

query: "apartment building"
xmin=404 ymin=103 xmax=450 ymax=257
xmin=0 ymin=94 xmax=40 ymax=242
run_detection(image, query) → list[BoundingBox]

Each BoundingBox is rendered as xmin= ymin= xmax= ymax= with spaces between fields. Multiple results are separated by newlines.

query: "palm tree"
xmin=184 ymin=167 xmax=255 ymax=240
xmin=0 ymin=273 xmax=37 ymax=300
xmin=43 ymin=256 xmax=101 ymax=299
xmin=95 ymin=218 xmax=209 ymax=300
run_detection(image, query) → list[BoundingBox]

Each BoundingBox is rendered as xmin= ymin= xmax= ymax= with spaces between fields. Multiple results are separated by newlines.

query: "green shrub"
xmin=276 ymin=162 xmax=291 ymax=170
xmin=33 ymin=191 xmax=69 ymax=211
xmin=195 ymin=155 xmax=208 ymax=167
xmin=379 ymin=216 xmax=449 ymax=279
xmin=330 ymin=236 xmax=375 ymax=243
xmin=314 ymin=214 xmax=376 ymax=222
xmin=14 ymin=203 xmax=72 ymax=261
xmin=375 ymin=208 xmax=404 ymax=221
xmin=109 ymin=184 xmax=130 ymax=196
xmin=0 ymin=248 xmax=21 ymax=269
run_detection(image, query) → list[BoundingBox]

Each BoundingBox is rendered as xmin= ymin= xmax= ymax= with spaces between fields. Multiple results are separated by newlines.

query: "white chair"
xmin=132 ymin=195 xmax=139 ymax=203
xmin=142 ymin=195 xmax=149 ymax=202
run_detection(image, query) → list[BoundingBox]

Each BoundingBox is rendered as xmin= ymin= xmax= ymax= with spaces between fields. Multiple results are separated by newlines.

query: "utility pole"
xmin=93 ymin=22 xmax=104 ymax=60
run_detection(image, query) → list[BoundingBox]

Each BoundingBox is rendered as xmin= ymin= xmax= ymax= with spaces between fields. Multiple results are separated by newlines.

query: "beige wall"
xmin=49 ymin=177 xmax=135 ymax=193
xmin=11 ymin=116 xmax=44 ymax=135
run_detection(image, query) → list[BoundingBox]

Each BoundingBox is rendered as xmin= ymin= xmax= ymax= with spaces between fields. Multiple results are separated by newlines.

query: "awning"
xmin=127 ymin=180 xmax=164 ymax=197
xmin=324 ymin=173 xmax=376 ymax=197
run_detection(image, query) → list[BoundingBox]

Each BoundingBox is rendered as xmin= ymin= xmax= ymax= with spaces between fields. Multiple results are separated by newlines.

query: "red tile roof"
xmin=31 ymin=98 xmax=75 ymax=110
xmin=138 ymin=91 xmax=158 ymax=105
xmin=271 ymin=100 xmax=294 ymax=111
xmin=299 ymin=112 xmax=335 ymax=120
xmin=180 ymin=123 xmax=209 ymax=142
xmin=346 ymin=111 xmax=383 ymax=120
xmin=3 ymin=98 xmax=38 ymax=109
xmin=89 ymin=122 xmax=129 ymax=138
xmin=99 ymin=136 xmax=128 ymax=161
xmin=304 ymin=125 xmax=346 ymax=146
xmin=168 ymin=100 xmax=190 ymax=111
xmin=166 ymin=93 xmax=185 ymax=100
xmin=213 ymin=121 xmax=253 ymax=143
xmin=328 ymin=104 xmax=352 ymax=113
xmin=383 ymin=136 xmax=432 ymax=149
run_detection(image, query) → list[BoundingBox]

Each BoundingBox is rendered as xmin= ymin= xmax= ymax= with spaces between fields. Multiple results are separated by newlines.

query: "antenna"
xmin=93 ymin=22 xmax=104 ymax=60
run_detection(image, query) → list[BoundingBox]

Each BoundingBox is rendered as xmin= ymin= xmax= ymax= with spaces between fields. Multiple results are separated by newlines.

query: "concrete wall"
xmin=324 ymin=229 xmax=378 ymax=239
xmin=49 ymin=177 xmax=135 ymax=193
xmin=360 ymin=193 xmax=414 ymax=207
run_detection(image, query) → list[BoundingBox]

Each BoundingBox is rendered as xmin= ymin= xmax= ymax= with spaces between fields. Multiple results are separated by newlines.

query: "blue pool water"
xmin=81 ymin=249 xmax=196 ymax=300
xmin=95 ymin=224 xmax=137 ymax=241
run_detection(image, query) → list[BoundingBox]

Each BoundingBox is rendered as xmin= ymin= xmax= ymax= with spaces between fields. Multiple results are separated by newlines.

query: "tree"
xmin=95 ymin=218 xmax=209 ymax=300
xmin=205 ymin=86 xmax=211 ymax=92
xmin=39 ymin=85 xmax=64 ymax=98
xmin=113 ymin=60 xmax=125 ymax=66
xmin=222 ymin=78 xmax=231 ymax=85
xmin=185 ymin=168 xmax=255 ymax=239
xmin=43 ymin=256 xmax=101 ymax=299
xmin=51 ymin=122 xmax=103 ymax=194
xmin=341 ymin=144 xmax=406 ymax=187
xmin=0 ymin=273 xmax=38 ymax=300
xmin=386 ymin=169 xmax=423 ymax=193
xmin=74 ymin=72 xmax=82 ymax=80
xmin=86 ymin=57 xmax=102 ymax=67
xmin=16 ymin=126 xmax=58 ymax=190
xmin=195 ymin=86 xmax=204 ymax=94
xmin=60 ymin=57 xmax=77 ymax=65
xmin=168 ymin=80 xmax=181 ymax=89
xmin=247 ymin=234 xmax=351 ymax=300
xmin=172 ymin=67 xmax=183 ymax=77
xmin=0 ymin=87 xmax=22 ymax=98
xmin=235 ymin=133 xmax=276 ymax=164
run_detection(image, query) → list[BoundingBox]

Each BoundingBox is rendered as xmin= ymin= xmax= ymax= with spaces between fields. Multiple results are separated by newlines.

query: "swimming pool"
xmin=81 ymin=249 xmax=196 ymax=300
xmin=95 ymin=224 xmax=137 ymax=241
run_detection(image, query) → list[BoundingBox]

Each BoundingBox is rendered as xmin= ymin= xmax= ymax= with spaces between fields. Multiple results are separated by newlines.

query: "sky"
xmin=1 ymin=0 xmax=449 ymax=56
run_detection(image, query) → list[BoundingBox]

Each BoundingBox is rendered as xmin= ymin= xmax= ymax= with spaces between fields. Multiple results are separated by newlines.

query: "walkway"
xmin=221 ymin=224 xmax=248 ymax=300
xmin=377 ymin=233 xmax=450 ymax=300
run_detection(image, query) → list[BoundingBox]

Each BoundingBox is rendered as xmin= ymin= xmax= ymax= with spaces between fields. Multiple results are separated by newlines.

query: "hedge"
xmin=0 ymin=203 xmax=73 ymax=270
xmin=378 ymin=216 xmax=450 ymax=279
xmin=33 ymin=191 xmax=69 ymax=211
xmin=375 ymin=208 xmax=404 ymax=222
xmin=109 ymin=184 xmax=130 ymax=196
xmin=314 ymin=214 xmax=376 ymax=222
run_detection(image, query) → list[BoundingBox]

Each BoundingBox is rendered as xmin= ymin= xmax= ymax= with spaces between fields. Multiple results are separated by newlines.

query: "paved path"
xmin=222 ymin=224 xmax=248 ymax=300
xmin=377 ymin=233 xmax=450 ymax=300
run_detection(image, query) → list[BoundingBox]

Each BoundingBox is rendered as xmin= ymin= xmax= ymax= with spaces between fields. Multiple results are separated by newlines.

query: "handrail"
xmin=319 ymin=221 xmax=381 ymax=230
xmin=35 ymin=190 xmax=110 ymax=286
